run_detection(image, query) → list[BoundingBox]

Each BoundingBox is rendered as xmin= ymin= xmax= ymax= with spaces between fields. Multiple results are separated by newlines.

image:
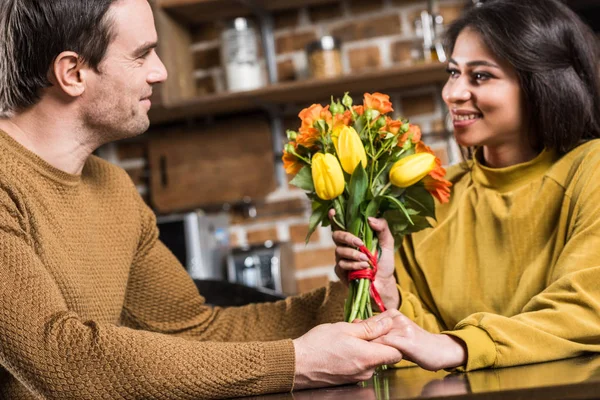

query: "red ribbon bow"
xmin=347 ymin=245 xmax=387 ymax=312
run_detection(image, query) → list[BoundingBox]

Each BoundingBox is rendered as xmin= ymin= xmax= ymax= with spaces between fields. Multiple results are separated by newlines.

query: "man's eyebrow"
xmin=132 ymin=41 xmax=157 ymax=57
xmin=448 ymin=58 xmax=500 ymax=69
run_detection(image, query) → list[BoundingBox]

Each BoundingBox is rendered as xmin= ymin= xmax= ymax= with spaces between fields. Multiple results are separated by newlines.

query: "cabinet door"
xmin=148 ymin=115 xmax=276 ymax=213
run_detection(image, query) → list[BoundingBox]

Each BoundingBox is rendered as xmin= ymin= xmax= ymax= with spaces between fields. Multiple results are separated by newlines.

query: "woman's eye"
xmin=445 ymin=68 xmax=459 ymax=78
xmin=473 ymin=72 xmax=491 ymax=81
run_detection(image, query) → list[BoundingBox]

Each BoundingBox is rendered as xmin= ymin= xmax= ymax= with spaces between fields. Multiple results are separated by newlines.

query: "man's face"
xmin=81 ymin=0 xmax=167 ymax=143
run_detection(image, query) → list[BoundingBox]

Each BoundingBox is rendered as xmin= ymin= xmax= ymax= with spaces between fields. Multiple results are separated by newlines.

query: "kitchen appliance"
xmin=157 ymin=211 xmax=229 ymax=280
xmin=227 ymin=242 xmax=296 ymax=295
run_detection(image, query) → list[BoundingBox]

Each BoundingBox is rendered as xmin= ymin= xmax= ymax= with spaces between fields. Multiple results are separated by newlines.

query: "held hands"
xmin=330 ymin=210 xmax=399 ymax=310
xmin=292 ymin=310 xmax=403 ymax=389
xmin=292 ymin=310 xmax=467 ymax=389
xmin=376 ymin=313 xmax=467 ymax=371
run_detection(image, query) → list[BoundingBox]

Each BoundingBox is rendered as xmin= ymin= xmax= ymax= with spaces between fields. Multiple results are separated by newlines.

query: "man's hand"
xmin=331 ymin=210 xmax=400 ymax=310
xmin=375 ymin=313 xmax=467 ymax=371
xmin=292 ymin=310 xmax=404 ymax=389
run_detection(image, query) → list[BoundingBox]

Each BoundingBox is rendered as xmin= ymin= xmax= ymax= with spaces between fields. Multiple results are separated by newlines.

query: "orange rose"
xmin=299 ymin=104 xmax=324 ymax=130
xmin=363 ymin=92 xmax=393 ymax=115
xmin=297 ymin=126 xmax=320 ymax=148
xmin=398 ymin=124 xmax=422 ymax=147
xmin=380 ymin=116 xmax=402 ymax=135
xmin=423 ymin=169 xmax=452 ymax=204
xmin=333 ymin=110 xmax=353 ymax=130
xmin=415 ymin=141 xmax=452 ymax=203
xmin=320 ymin=105 xmax=333 ymax=127
xmin=353 ymin=105 xmax=365 ymax=116
xmin=283 ymin=145 xmax=303 ymax=175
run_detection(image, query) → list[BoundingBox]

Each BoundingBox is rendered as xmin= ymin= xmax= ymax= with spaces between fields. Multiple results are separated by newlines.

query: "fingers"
xmin=336 ymin=247 xmax=369 ymax=265
xmin=367 ymin=217 xmax=394 ymax=249
xmin=362 ymin=342 xmax=404 ymax=367
xmin=332 ymin=230 xmax=364 ymax=248
xmin=347 ymin=316 xmax=393 ymax=340
xmin=346 ymin=310 xmax=402 ymax=340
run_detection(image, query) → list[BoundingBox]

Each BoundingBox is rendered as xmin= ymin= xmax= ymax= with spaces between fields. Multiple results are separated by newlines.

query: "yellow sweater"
xmin=396 ymin=140 xmax=600 ymax=371
xmin=0 ymin=129 xmax=346 ymax=399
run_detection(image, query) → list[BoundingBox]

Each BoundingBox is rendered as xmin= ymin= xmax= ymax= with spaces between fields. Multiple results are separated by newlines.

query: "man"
xmin=0 ymin=0 xmax=405 ymax=398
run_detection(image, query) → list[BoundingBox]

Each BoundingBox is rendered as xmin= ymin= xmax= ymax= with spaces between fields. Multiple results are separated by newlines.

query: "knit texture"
xmin=0 ymin=129 xmax=346 ymax=399
xmin=395 ymin=140 xmax=600 ymax=371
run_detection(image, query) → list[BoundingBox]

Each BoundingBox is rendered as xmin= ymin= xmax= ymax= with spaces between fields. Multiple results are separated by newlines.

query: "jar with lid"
xmin=306 ymin=36 xmax=343 ymax=79
xmin=221 ymin=17 xmax=263 ymax=92
xmin=411 ymin=11 xmax=446 ymax=63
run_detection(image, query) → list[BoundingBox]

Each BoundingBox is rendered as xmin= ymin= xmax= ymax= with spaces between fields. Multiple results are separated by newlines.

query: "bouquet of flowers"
xmin=283 ymin=92 xmax=451 ymax=322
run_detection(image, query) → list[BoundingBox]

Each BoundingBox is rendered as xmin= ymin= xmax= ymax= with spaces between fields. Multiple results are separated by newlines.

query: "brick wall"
xmin=105 ymin=0 xmax=467 ymax=294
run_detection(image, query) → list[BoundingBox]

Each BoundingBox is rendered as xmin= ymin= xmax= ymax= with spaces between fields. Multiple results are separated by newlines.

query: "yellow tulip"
xmin=389 ymin=153 xmax=436 ymax=188
xmin=312 ymin=153 xmax=345 ymax=200
xmin=332 ymin=126 xmax=367 ymax=174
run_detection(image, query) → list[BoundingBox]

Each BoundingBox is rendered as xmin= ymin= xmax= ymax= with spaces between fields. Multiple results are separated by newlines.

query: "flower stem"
xmin=348 ymin=278 xmax=367 ymax=322
xmin=378 ymin=182 xmax=392 ymax=197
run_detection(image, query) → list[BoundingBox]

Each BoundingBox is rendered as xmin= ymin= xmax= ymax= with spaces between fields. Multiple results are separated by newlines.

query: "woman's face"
xmin=442 ymin=28 xmax=527 ymax=152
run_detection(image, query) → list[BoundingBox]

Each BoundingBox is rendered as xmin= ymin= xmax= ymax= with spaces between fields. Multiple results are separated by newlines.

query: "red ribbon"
xmin=347 ymin=245 xmax=387 ymax=312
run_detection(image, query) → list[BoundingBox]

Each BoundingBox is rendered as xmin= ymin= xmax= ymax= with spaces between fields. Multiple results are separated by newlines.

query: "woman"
xmin=333 ymin=0 xmax=600 ymax=371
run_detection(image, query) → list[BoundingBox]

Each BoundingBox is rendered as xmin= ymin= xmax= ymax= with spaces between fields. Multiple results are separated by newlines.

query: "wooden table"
xmin=241 ymin=354 xmax=600 ymax=400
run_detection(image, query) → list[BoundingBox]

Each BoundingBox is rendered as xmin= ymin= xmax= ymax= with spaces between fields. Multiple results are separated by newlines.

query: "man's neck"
xmin=0 ymin=106 xmax=97 ymax=175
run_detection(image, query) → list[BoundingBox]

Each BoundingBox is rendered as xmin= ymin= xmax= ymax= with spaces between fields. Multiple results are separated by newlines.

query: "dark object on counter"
xmin=193 ymin=279 xmax=285 ymax=307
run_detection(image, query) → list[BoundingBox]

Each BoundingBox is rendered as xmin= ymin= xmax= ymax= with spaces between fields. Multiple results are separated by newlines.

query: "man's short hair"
xmin=0 ymin=0 xmax=118 ymax=117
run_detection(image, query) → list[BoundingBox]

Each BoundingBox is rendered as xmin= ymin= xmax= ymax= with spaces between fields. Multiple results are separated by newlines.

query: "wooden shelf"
xmin=149 ymin=62 xmax=449 ymax=125
xmin=157 ymin=0 xmax=340 ymax=25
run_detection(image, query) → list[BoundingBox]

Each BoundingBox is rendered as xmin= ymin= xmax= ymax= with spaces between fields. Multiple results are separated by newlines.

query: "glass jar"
xmin=306 ymin=36 xmax=343 ymax=79
xmin=412 ymin=11 xmax=446 ymax=63
xmin=221 ymin=17 xmax=263 ymax=92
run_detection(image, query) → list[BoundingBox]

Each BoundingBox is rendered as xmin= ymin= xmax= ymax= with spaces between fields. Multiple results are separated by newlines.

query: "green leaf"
xmin=354 ymin=117 xmax=366 ymax=140
xmin=345 ymin=163 xmax=368 ymax=236
xmin=404 ymin=185 xmax=436 ymax=219
xmin=383 ymin=210 xmax=432 ymax=240
xmin=384 ymin=195 xmax=414 ymax=225
xmin=289 ymin=166 xmax=314 ymax=192
xmin=365 ymin=196 xmax=382 ymax=219
xmin=306 ymin=202 xmax=329 ymax=244
xmin=403 ymin=215 xmax=433 ymax=233
xmin=332 ymin=197 xmax=346 ymax=230
xmin=383 ymin=210 xmax=410 ymax=237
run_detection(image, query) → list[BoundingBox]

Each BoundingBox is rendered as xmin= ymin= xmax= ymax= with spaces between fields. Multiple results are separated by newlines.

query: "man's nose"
xmin=148 ymin=52 xmax=168 ymax=84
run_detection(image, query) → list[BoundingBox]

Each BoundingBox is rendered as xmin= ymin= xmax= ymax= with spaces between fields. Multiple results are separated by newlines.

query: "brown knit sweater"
xmin=0 ymin=129 xmax=346 ymax=400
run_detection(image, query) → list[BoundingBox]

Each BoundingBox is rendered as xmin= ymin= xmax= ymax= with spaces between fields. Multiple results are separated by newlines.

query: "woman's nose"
xmin=443 ymin=79 xmax=472 ymax=104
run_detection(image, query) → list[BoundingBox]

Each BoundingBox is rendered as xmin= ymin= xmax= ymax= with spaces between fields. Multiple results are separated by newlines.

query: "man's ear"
xmin=51 ymin=51 xmax=89 ymax=97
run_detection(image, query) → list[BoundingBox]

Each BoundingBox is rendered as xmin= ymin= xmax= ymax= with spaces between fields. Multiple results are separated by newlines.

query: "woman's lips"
xmin=452 ymin=112 xmax=482 ymax=129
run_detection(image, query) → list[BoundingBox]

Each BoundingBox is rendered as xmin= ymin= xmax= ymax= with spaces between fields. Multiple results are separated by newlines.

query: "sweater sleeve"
xmin=395 ymin=236 xmax=446 ymax=334
xmin=444 ymin=156 xmax=600 ymax=371
xmin=120 ymin=198 xmax=346 ymax=343
xmin=0 ymin=192 xmax=296 ymax=399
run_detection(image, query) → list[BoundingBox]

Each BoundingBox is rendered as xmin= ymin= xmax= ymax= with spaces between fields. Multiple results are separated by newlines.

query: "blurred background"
xmin=97 ymin=0 xmax=600 ymax=304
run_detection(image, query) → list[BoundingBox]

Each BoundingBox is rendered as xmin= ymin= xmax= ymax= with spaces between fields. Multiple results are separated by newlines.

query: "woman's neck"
xmin=481 ymin=142 xmax=539 ymax=168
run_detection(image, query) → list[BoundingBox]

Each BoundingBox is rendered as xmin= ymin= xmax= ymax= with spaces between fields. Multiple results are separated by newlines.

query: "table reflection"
xmin=241 ymin=354 xmax=600 ymax=400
